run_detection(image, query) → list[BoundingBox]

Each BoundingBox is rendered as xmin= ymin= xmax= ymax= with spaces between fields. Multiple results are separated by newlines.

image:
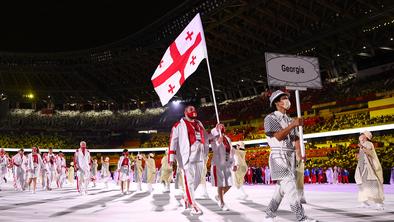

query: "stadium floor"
xmin=0 ymin=181 xmax=393 ymax=222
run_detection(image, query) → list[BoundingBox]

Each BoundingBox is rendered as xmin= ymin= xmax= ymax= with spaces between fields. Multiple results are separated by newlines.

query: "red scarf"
xmin=33 ymin=154 xmax=38 ymax=163
xmin=122 ymin=157 xmax=129 ymax=166
xmin=184 ymin=118 xmax=205 ymax=146
xmin=222 ymin=136 xmax=231 ymax=153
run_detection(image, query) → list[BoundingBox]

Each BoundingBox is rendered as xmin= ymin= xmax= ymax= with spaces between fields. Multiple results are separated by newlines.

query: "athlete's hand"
xmin=291 ymin=117 xmax=303 ymax=128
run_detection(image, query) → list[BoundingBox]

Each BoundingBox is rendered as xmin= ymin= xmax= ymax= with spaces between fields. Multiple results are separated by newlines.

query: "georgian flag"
xmin=151 ymin=13 xmax=207 ymax=106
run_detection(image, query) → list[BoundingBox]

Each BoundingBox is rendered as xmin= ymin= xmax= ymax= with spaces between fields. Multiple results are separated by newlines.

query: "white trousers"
xmin=77 ymin=169 xmax=90 ymax=193
xmin=13 ymin=166 xmax=25 ymax=190
xmin=182 ymin=161 xmax=203 ymax=206
xmin=265 ymin=177 xmax=306 ymax=221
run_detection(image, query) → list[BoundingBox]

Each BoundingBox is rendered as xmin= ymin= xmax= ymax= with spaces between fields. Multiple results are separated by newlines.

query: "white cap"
xmin=269 ymin=90 xmax=290 ymax=107
xmin=361 ymin=131 xmax=372 ymax=140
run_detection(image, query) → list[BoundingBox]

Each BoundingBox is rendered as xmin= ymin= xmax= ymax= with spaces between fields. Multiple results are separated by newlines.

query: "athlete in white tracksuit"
xmin=117 ymin=149 xmax=131 ymax=194
xmin=0 ymin=148 xmax=9 ymax=191
xmin=100 ymin=156 xmax=111 ymax=188
xmin=74 ymin=141 xmax=91 ymax=195
xmin=46 ymin=154 xmax=57 ymax=190
xmin=168 ymin=105 xmax=214 ymax=216
xmin=210 ymin=125 xmax=235 ymax=211
xmin=27 ymin=147 xmax=43 ymax=193
xmin=56 ymin=152 xmax=67 ymax=188
xmin=12 ymin=149 xmax=27 ymax=191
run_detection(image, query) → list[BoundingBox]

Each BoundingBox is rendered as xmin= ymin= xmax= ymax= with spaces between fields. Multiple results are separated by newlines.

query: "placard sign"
xmin=265 ymin=52 xmax=322 ymax=89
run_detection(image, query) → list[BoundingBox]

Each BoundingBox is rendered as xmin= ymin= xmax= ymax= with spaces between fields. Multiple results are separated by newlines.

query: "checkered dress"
xmin=264 ymin=111 xmax=298 ymax=181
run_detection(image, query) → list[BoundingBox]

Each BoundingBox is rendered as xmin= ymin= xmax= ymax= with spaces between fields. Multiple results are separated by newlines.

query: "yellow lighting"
xmin=24 ymin=93 xmax=34 ymax=99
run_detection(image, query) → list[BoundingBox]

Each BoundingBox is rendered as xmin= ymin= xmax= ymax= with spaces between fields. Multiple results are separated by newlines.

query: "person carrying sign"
xmin=263 ymin=90 xmax=316 ymax=222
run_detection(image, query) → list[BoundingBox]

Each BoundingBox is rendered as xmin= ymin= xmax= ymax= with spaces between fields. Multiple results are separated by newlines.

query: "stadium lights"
xmin=379 ymin=46 xmax=393 ymax=50
xmin=23 ymin=93 xmax=34 ymax=99
xmin=4 ymin=124 xmax=394 ymax=153
xmin=172 ymin=100 xmax=181 ymax=106
xmin=138 ymin=130 xmax=158 ymax=134
xmin=357 ymin=52 xmax=371 ymax=57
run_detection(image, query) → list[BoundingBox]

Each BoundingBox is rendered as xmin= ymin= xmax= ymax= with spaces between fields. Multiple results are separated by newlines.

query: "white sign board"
xmin=265 ymin=52 xmax=322 ymax=89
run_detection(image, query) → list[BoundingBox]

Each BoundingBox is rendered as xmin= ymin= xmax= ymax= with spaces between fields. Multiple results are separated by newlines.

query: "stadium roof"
xmin=0 ymin=0 xmax=393 ymax=107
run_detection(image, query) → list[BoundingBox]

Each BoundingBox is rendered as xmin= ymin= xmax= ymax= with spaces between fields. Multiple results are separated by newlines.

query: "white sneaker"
xmin=300 ymin=217 xmax=317 ymax=222
xmin=374 ymin=203 xmax=384 ymax=210
xmin=214 ymin=195 xmax=219 ymax=202
xmin=190 ymin=207 xmax=203 ymax=216
xmin=263 ymin=216 xmax=276 ymax=222
xmin=201 ymin=192 xmax=209 ymax=199
xmin=221 ymin=204 xmax=229 ymax=211
xmin=237 ymin=194 xmax=248 ymax=200
xmin=358 ymin=201 xmax=370 ymax=208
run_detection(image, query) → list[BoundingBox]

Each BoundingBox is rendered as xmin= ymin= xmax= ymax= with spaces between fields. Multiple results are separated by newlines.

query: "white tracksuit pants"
xmin=182 ymin=160 xmax=203 ymax=206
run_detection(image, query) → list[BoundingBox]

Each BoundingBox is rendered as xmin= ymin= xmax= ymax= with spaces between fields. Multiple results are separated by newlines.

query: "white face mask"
xmin=359 ymin=135 xmax=365 ymax=143
xmin=282 ymin=99 xmax=291 ymax=110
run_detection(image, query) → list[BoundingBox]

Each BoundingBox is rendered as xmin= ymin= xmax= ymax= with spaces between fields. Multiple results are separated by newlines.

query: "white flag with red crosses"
xmin=151 ymin=13 xmax=207 ymax=106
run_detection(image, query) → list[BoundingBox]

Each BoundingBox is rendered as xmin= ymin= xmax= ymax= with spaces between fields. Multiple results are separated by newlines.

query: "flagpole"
xmin=206 ymin=57 xmax=220 ymax=124
xmin=199 ymin=14 xmax=220 ymax=125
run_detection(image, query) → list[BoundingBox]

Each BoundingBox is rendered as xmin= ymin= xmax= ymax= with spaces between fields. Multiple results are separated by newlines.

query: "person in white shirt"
xmin=56 ymin=151 xmax=67 ymax=188
xmin=210 ymin=124 xmax=235 ymax=211
xmin=117 ymin=149 xmax=131 ymax=194
xmin=74 ymin=141 xmax=91 ymax=195
xmin=0 ymin=148 xmax=9 ymax=191
xmin=100 ymin=156 xmax=111 ymax=189
xmin=46 ymin=153 xmax=57 ymax=190
xmin=168 ymin=105 xmax=213 ymax=216
xmin=27 ymin=147 xmax=43 ymax=193
xmin=91 ymin=158 xmax=98 ymax=188
xmin=12 ymin=148 xmax=27 ymax=191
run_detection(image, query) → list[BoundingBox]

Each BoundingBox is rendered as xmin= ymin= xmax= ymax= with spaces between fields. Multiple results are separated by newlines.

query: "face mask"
xmin=358 ymin=135 xmax=364 ymax=143
xmin=282 ymin=99 xmax=291 ymax=110
xmin=186 ymin=111 xmax=197 ymax=119
xmin=124 ymin=153 xmax=129 ymax=157
xmin=221 ymin=127 xmax=225 ymax=133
